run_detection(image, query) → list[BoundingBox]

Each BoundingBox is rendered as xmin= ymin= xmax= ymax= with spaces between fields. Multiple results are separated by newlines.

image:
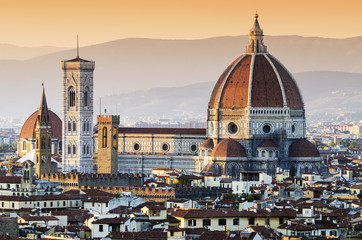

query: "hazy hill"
xmin=0 ymin=44 xmax=68 ymax=60
xmin=98 ymin=71 xmax=362 ymax=122
xmin=1 ymin=36 xmax=362 ymax=119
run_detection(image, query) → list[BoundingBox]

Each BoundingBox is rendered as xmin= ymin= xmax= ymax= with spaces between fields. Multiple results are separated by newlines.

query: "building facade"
xmin=61 ymin=56 xmax=95 ymax=173
xmin=197 ymin=14 xmax=323 ymax=177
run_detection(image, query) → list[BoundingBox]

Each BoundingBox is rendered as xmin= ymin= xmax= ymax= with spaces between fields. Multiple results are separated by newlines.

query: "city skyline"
xmin=0 ymin=0 xmax=361 ymax=48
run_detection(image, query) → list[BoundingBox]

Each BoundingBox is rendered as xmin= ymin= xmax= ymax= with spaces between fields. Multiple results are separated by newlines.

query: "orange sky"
xmin=0 ymin=0 xmax=361 ymax=47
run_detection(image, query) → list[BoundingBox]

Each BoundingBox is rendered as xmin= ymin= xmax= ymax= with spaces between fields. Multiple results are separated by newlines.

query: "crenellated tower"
xmin=61 ymin=53 xmax=95 ymax=173
xmin=94 ymin=115 xmax=120 ymax=174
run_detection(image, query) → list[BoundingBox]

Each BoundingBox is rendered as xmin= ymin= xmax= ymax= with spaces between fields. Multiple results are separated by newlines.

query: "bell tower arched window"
xmin=102 ymin=127 xmax=107 ymax=148
xmin=84 ymin=87 xmax=89 ymax=107
xmin=68 ymin=87 xmax=75 ymax=107
xmin=41 ymin=137 xmax=46 ymax=149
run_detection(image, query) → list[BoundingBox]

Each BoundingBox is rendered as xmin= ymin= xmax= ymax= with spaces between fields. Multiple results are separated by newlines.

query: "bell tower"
xmin=35 ymin=86 xmax=53 ymax=177
xmin=61 ymin=50 xmax=95 ymax=173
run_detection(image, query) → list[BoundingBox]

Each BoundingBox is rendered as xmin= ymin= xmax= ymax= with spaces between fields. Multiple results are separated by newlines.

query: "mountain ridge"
xmin=1 ymin=36 xmax=361 ymax=119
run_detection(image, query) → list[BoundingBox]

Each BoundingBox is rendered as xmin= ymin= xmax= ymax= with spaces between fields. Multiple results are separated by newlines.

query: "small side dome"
xmin=257 ymin=140 xmax=278 ymax=148
xmin=199 ymin=138 xmax=214 ymax=149
xmin=211 ymin=138 xmax=246 ymax=158
xmin=289 ymin=139 xmax=320 ymax=157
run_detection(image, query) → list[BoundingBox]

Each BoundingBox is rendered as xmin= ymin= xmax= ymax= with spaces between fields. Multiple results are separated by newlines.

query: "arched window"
xmin=87 ymin=145 xmax=90 ymax=154
xmin=83 ymin=145 xmax=86 ymax=155
xmin=73 ymin=122 xmax=76 ymax=132
xmin=84 ymin=88 xmax=89 ymax=107
xmin=67 ymin=145 xmax=71 ymax=156
xmin=23 ymin=141 xmax=27 ymax=151
xmin=73 ymin=145 xmax=76 ymax=155
xmin=68 ymin=87 xmax=75 ymax=107
xmin=87 ymin=122 xmax=90 ymax=132
xmin=262 ymin=151 xmax=266 ymax=157
xmin=41 ymin=137 xmax=46 ymax=149
xmin=113 ymin=127 xmax=117 ymax=148
xmin=102 ymin=127 xmax=107 ymax=148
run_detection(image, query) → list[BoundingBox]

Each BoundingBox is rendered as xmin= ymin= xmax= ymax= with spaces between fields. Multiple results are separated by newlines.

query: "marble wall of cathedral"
xmin=94 ymin=131 xmax=206 ymax=173
xmin=208 ymin=107 xmax=305 ymax=142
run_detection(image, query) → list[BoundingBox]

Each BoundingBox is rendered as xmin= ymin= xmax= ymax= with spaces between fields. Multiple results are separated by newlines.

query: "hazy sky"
xmin=1 ymin=0 xmax=361 ymax=47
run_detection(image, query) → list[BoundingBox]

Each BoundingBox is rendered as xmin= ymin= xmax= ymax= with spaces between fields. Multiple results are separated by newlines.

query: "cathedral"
xmin=17 ymin=14 xmax=323 ymax=177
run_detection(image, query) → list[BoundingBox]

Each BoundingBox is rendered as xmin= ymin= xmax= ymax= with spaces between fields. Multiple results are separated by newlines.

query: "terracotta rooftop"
xmin=211 ymin=138 xmax=246 ymax=158
xmin=199 ymin=138 xmax=214 ymax=149
xmin=289 ymin=138 xmax=320 ymax=158
xmin=209 ymin=53 xmax=303 ymax=110
xmin=258 ymin=140 xmax=278 ymax=148
xmin=0 ymin=176 xmax=21 ymax=184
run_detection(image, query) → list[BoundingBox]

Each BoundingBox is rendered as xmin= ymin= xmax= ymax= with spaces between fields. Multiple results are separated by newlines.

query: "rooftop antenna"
xmin=99 ymin=98 xmax=102 ymax=115
xmin=77 ymin=35 xmax=79 ymax=58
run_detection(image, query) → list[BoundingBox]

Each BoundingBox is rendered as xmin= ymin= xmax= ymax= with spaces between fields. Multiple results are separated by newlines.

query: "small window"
xmin=233 ymin=218 xmax=239 ymax=225
xmin=249 ymin=217 xmax=255 ymax=225
xmin=63 ymin=201 xmax=66 ymax=206
xmin=190 ymin=144 xmax=197 ymax=152
xmin=84 ymin=91 xmax=88 ymax=107
xmin=228 ymin=122 xmax=238 ymax=134
xmin=73 ymin=145 xmax=77 ymax=155
xmin=68 ymin=122 xmax=72 ymax=133
xmin=99 ymin=225 xmax=103 ymax=232
xmin=162 ymin=143 xmax=169 ymax=152
xmin=73 ymin=122 xmax=77 ymax=132
xmin=133 ymin=143 xmax=140 ymax=151
xmin=218 ymin=219 xmax=226 ymax=226
xmin=68 ymin=87 xmax=75 ymax=107
xmin=203 ymin=219 xmax=211 ymax=226
xmin=263 ymin=124 xmax=271 ymax=133
xmin=102 ymin=127 xmax=107 ymax=148
xmin=188 ymin=219 xmax=196 ymax=226
xmin=279 ymin=217 xmax=284 ymax=225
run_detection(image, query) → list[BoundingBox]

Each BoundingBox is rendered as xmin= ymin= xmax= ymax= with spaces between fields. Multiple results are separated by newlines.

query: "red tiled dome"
xmin=211 ymin=138 xmax=246 ymax=158
xmin=19 ymin=110 xmax=62 ymax=139
xmin=209 ymin=53 xmax=303 ymax=110
xmin=289 ymin=139 xmax=320 ymax=158
xmin=199 ymin=138 xmax=214 ymax=149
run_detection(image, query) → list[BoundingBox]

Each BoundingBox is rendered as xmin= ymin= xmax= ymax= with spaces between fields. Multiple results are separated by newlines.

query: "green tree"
xmin=328 ymin=142 xmax=336 ymax=147
xmin=0 ymin=143 xmax=10 ymax=152
xmin=311 ymin=140 xmax=326 ymax=149
xmin=349 ymin=141 xmax=358 ymax=149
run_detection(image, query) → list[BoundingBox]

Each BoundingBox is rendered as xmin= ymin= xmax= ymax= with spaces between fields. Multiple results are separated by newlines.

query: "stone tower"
xmin=35 ymin=87 xmax=53 ymax=177
xmin=61 ymin=54 xmax=95 ymax=173
xmin=94 ymin=115 xmax=120 ymax=174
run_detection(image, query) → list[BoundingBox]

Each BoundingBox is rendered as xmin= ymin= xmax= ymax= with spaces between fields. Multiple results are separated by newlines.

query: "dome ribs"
xmin=251 ymin=55 xmax=283 ymax=107
xmin=209 ymin=57 xmax=240 ymax=109
xmin=268 ymin=55 xmax=303 ymax=109
xmin=219 ymin=55 xmax=252 ymax=109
